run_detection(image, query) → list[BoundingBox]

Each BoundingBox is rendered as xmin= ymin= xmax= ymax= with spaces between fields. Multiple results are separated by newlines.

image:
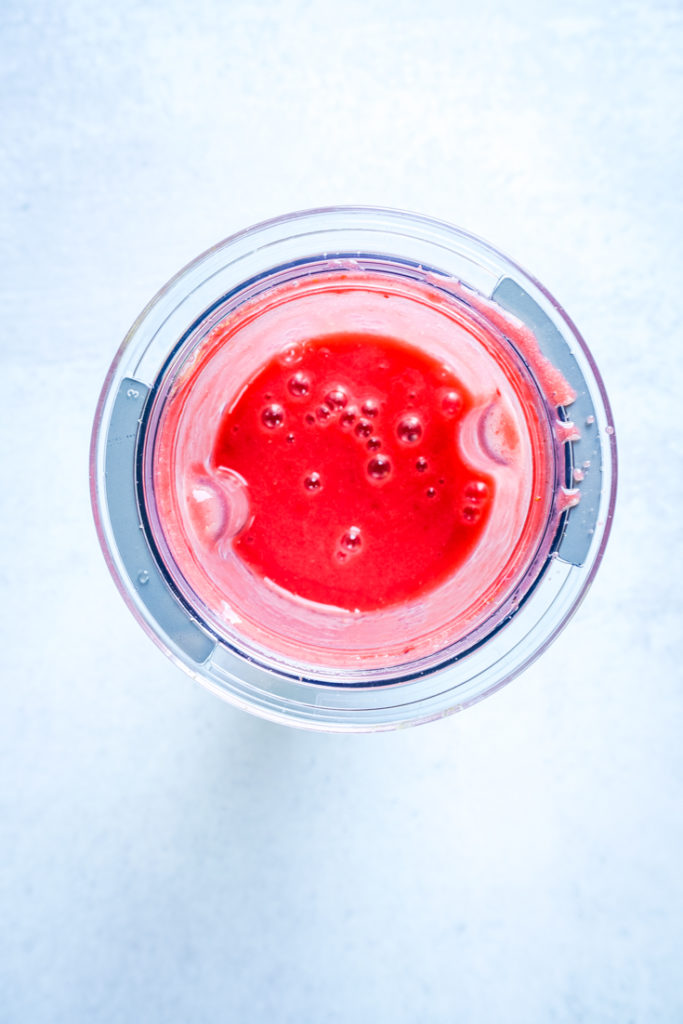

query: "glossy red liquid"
xmin=150 ymin=269 xmax=563 ymax=666
xmin=213 ymin=333 xmax=494 ymax=611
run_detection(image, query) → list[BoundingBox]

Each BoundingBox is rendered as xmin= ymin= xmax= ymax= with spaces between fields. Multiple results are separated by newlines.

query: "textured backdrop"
xmin=1 ymin=1 xmax=682 ymax=1021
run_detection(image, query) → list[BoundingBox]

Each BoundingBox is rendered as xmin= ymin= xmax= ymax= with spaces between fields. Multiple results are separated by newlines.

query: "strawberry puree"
xmin=213 ymin=333 xmax=494 ymax=611
xmin=150 ymin=269 xmax=567 ymax=664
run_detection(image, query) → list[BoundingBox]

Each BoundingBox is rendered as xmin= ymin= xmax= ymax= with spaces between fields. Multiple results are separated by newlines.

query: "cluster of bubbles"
xmin=257 ymin=369 xmax=484 ymax=514
xmin=460 ymin=480 xmax=489 ymax=524
xmin=262 ymin=376 xmax=409 ymax=486
xmin=266 ymin=375 xmax=446 ymax=487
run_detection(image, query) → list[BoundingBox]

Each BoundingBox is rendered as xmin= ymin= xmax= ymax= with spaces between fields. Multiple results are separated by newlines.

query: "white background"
xmin=1 ymin=1 xmax=682 ymax=1021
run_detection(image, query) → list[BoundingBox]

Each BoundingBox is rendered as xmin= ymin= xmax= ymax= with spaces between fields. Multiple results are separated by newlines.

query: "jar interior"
xmin=143 ymin=257 xmax=564 ymax=677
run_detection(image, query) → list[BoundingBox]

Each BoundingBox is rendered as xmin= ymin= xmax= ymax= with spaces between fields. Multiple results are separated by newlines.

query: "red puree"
xmin=152 ymin=270 xmax=569 ymax=661
xmin=213 ymin=333 xmax=493 ymax=610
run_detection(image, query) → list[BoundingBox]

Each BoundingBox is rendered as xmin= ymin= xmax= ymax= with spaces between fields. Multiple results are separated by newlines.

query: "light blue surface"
xmin=1 ymin=1 xmax=682 ymax=1021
